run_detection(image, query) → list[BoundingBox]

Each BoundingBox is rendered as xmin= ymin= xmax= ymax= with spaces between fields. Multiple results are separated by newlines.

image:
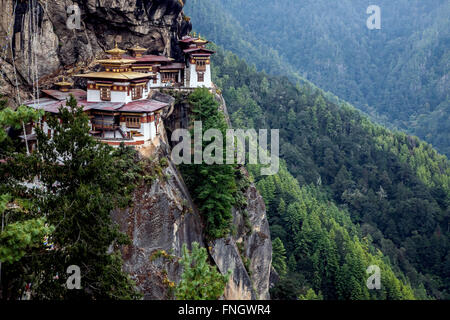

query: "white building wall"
xmin=87 ymin=89 xmax=101 ymax=102
xmin=150 ymin=116 xmax=156 ymax=139
xmin=188 ymin=64 xmax=212 ymax=88
xmin=149 ymin=73 xmax=161 ymax=88
xmin=143 ymin=120 xmax=151 ymax=140
xmin=111 ymin=91 xmax=131 ymax=103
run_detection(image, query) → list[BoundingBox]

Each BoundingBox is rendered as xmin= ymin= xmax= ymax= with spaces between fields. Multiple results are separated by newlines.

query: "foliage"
xmin=180 ymin=88 xmax=237 ymax=239
xmin=0 ymin=99 xmax=43 ymax=151
xmin=271 ymin=238 xmax=287 ymax=277
xmin=0 ymin=217 xmax=53 ymax=264
xmin=299 ymin=288 xmax=323 ymax=301
xmin=251 ymin=163 xmax=416 ymax=300
xmin=175 ymin=242 xmax=229 ymax=300
xmin=186 ymin=0 xmax=450 ymax=157
xmin=0 ymin=95 xmax=141 ymax=299
xmin=211 ymin=46 xmax=449 ymax=299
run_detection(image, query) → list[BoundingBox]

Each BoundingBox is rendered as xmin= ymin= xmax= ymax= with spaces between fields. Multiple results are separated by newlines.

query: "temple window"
xmin=132 ymin=86 xmax=143 ymax=100
xmin=162 ymin=72 xmax=177 ymax=83
xmin=196 ymin=60 xmax=206 ymax=72
xmin=126 ymin=116 xmax=141 ymax=129
xmin=197 ymin=72 xmax=204 ymax=82
xmin=100 ymin=87 xmax=111 ymax=101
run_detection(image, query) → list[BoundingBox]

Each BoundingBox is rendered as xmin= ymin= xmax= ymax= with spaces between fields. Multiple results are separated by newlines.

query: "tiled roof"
xmin=24 ymin=98 xmax=68 ymax=114
xmin=123 ymin=55 xmax=172 ymax=63
xmin=41 ymin=89 xmax=87 ymax=101
xmin=119 ymin=99 xmax=168 ymax=112
xmin=77 ymin=100 xmax=124 ymax=111
xmin=26 ymin=97 xmax=168 ymax=114
xmin=74 ymin=71 xmax=154 ymax=80
xmin=179 ymin=37 xmax=198 ymax=43
xmin=183 ymin=47 xmax=215 ymax=54
xmin=159 ymin=63 xmax=185 ymax=70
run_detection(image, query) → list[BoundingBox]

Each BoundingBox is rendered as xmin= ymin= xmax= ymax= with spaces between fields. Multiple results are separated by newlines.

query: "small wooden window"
xmin=162 ymin=72 xmax=177 ymax=83
xmin=100 ymin=87 xmax=111 ymax=101
xmin=197 ymin=72 xmax=204 ymax=82
xmin=132 ymin=86 xmax=143 ymax=100
xmin=196 ymin=60 xmax=206 ymax=71
xmin=126 ymin=116 xmax=141 ymax=129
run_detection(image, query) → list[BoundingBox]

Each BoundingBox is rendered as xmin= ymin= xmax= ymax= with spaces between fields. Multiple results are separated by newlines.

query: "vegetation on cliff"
xmin=180 ymin=88 xmax=238 ymax=239
xmin=0 ymin=96 xmax=141 ymax=299
xmin=211 ymin=46 xmax=449 ymax=299
xmin=175 ymin=242 xmax=230 ymax=300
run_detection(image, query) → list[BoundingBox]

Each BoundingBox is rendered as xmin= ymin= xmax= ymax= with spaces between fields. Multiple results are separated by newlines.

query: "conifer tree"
xmin=1 ymin=96 xmax=141 ymax=299
xmin=175 ymin=243 xmax=229 ymax=300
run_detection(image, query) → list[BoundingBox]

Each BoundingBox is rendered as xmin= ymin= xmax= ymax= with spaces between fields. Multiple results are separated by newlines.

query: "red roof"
xmin=42 ymin=89 xmax=87 ymax=101
xmin=179 ymin=37 xmax=198 ymax=43
xmin=119 ymin=99 xmax=168 ymax=113
xmin=26 ymin=97 xmax=168 ymax=114
xmin=123 ymin=55 xmax=172 ymax=63
xmin=159 ymin=63 xmax=185 ymax=70
xmin=183 ymin=47 xmax=215 ymax=55
xmin=24 ymin=98 xmax=67 ymax=114
xmin=77 ymin=100 xmax=124 ymax=111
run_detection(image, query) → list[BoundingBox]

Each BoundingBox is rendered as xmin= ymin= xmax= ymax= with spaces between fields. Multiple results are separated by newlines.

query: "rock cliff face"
xmin=0 ymin=0 xmax=191 ymax=102
xmin=113 ymin=138 xmax=272 ymax=300
xmin=210 ymin=177 xmax=272 ymax=300
xmin=0 ymin=0 xmax=272 ymax=300
xmin=112 ymin=145 xmax=204 ymax=300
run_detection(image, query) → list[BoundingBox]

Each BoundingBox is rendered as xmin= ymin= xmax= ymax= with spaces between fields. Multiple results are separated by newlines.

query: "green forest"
xmin=210 ymin=45 xmax=450 ymax=299
xmin=185 ymin=0 xmax=450 ymax=157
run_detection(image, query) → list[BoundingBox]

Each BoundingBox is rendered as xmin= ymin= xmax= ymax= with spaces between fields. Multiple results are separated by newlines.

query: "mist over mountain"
xmin=185 ymin=0 xmax=450 ymax=156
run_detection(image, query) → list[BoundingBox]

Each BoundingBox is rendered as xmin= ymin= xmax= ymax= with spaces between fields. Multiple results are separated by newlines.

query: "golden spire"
xmin=106 ymin=42 xmax=126 ymax=59
xmin=129 ymin=44 xmax=147 ymax=58
xmin=54 ymin=76 xmax=73 ymax=92
xmin=194 ymin=34 xmax=208 ymax=45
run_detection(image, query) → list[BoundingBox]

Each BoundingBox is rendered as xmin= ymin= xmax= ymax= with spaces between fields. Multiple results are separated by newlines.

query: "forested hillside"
xmin=185 ymin=0 xmax=450 ymax=157
xmin=210 ymin=46 xmax=450 ymax=299
xmin=249 ymin=163 xmax=416 ymax=300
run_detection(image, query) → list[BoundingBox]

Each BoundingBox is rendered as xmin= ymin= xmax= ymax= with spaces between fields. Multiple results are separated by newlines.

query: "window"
xmin=196 ymin=60 xmax=206 ymax=71
xmin=162 ymin=72 xmax=177 ymax=83
xmin=197 ymin=72 xmax=204 ymax=82
xmin=100 ymin=87 xmax=111 ymax=101
xmin=132 ymin=86 xmax=143 ymax=100
xmin=126 ymin=116 xmax=141 ymax=129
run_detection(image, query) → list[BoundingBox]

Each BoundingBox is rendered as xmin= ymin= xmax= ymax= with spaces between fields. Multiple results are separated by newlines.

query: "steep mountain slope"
xmin=250 ymin=163 xmax=416 ymax=300
xmin=185 ymin=0 xmax=450 ymax=156
xmin=210 ymin=46 xmax=450 ymax=299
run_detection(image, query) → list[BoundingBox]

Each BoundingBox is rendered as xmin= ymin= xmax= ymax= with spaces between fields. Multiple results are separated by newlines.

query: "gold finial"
xmin=55 ymin=76 xmax=73 ymax=92
xmin=129 ymin=44 xmax=147 ymax=57
xmin=106 ymin=42 xmax=126 ymax=59
xmin=193 ymin=31 xmax=196 ymax=37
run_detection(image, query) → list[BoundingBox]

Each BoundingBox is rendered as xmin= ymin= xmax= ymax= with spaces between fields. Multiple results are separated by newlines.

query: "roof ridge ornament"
xmin=54 ymin=76 xmax=74 ymax=92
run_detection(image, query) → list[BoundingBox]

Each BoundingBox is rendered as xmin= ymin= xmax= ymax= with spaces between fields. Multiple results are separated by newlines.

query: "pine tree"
xmin=272 ymin=238 xmax=287 ymax=277
xmin=180 ymin=88 xmax=237 ymax=239
xmin=175 ymin=243 xmax=230 ymax=300
xmin=1 ymin=96 xmax=141 ymax=299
